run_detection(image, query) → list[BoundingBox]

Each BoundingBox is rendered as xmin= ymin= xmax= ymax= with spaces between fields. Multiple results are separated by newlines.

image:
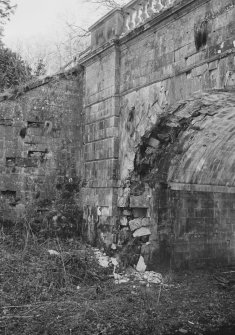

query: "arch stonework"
xmin=80 ymin=0 xmax=235 ymax=267
xmin=0 ymin=1 xmax=234 ymax=268
xmin=131 ymin=90 xmax=235 ymax=268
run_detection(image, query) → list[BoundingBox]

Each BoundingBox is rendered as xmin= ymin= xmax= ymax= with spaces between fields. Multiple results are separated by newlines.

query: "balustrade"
xmin=122 ymin=0 xmax=176 ymax=35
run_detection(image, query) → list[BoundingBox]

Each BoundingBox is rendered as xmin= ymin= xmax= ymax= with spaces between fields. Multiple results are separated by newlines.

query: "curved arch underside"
xmin=168 ymin=90 xmax=235 ymax=186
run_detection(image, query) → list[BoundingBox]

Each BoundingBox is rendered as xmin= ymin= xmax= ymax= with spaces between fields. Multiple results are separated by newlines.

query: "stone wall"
xmin=1 ymin=0 xmax=234 ymax=268
xmin=119 ymin=90 xmax=235 ymax=269
xmin=167 ymin=190 xmax=235 ymax=267
xmin=80 ymin=0 xmax=235 ymax=267
xmin=0 ymin=68 xmax=83 ymax=221
xmin=119 ymin=0 xmax=235 ymax=179
xmin=81 ymin=43 xmax=120 ymax=246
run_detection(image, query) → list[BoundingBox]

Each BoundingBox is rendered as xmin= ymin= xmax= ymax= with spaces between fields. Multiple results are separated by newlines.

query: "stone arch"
xmin=131 ymin=89 xmax=235 ymax=268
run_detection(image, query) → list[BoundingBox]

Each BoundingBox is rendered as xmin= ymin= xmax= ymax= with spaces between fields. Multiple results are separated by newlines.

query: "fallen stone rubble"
xmin=93 ymin=248 xmax=162 ymax=285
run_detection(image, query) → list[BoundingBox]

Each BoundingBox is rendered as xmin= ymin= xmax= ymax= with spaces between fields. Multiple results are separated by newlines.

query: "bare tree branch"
xmin=86 ymin=0 xmax=128 ymax=9
xmin=0 ymin=0 xmax=16 ymax=22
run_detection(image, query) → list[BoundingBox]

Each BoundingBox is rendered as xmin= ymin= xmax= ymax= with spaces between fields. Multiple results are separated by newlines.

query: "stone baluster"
xmin=147 ymin=0 xmax=156 ymax=16
xmin=164 ymin=0 xmax=172 ymax=8
xmin=153 ymin=0 xmax=164 ymax=13
xmin=128 ymin=8 xmax=136 ymax=30
xmin=140 ymin=1 xmax=149 ymax=22
xmin=160 ymin=0 xmax=176 ymax=10
xmin=169 ymin=0 xmax=177 ymax=8
xmin=122 ymin=12 xmax=131 ymax=35
xmin=121 ymin=0 xmax=177 ymax=36
xmin=134 ymin=4 xmax=142 ymax=27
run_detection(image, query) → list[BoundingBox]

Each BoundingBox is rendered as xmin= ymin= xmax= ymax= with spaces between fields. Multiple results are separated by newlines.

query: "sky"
xmin=2 ymin=0 xmax=108 ymax=72
xmin=2 ymin=0 xmax=130 ymax=73
xmin=3 ymin=0 xmax=104 ymax=44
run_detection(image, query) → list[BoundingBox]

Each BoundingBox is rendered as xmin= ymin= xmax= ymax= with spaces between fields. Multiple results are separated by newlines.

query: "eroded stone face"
xmin=118 ymin=90 xmax=235 ymax=269
xmin=0 ymin=69 xmax=84 ymax=220
xmin=2 ymin=0 xmax=234 ymax=272
xmin=80 ymin=0 xmax=235 ymax=268
xmin=129 ymin=218 xmax=150 ymax=231
xmin=133 ymin=227 xmax=151 ymax=237
xmin=119 ymin=84 xmax=166 ymax=181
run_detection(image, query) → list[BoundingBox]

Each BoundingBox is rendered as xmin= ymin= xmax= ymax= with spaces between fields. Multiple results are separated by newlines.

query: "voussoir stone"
xmin=133 ymin=227 xmax=151 ymax=237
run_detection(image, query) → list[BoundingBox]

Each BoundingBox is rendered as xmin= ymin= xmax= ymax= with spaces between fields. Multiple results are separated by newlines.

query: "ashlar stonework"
xmin=1 ymin=0 xmax=235 ymax=269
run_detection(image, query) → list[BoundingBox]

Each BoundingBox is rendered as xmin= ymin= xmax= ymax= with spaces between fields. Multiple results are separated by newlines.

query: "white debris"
xmin=92 ymin=248 xmax=162 ymax=287
xmin=48 ymin=249 xmax=60 ymax=256
xmin=111 ymin=257 xmax=119 ymax=274
xmin=113 ymin=273 xmax=121 ymax=280
xmin=143 ymin=271 xmax=162 ymax=284
xmin=93 ymin=249 xmax=110 ymax=268
xmin=113 ymin=266 xmax=162 ymax=285
xmin=115 ymin=278 xmax=130 ymax=284
xmin=133 ymin=227 xmax=151 ymax=237
xmin=114 ymin=273 xmax=130 ymax=284
xmin=111 ymin=257 xmax=118 ymax=266
xmin=76 ymin=285 xmax=81 ymax=290
xmin=136 ymin=256 xmax=147 ymax=272
xmin=111 ymin=243 xmax=117 ymax=250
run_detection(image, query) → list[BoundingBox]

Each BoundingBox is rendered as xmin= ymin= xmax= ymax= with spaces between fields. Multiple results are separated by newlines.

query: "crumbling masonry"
xmin=1 ymin=0 xmax=235 ymax=268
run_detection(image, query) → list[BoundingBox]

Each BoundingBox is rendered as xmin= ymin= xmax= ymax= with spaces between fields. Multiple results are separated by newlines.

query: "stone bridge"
xmin=1 ymin=0 xmax=235 ymax=268
xmin=80 ymin=0 xmax=235 ymax=268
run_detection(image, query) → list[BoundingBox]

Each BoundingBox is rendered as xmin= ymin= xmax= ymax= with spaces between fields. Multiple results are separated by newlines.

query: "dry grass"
xmin=0 ymin=230 xmax=234 ymax=335
xmin=0 ymin=233 xmax=158 ymax=335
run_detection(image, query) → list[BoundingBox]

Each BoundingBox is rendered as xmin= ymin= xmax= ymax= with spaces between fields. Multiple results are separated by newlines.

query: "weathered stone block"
xmin=117 ymin=187 xmax=130 ymax=207
xmin=90 ymin=9 xmax=123 ymax=50
xmin=129 ymin=218 xmax=150 ymax=232
xmin=120 ymin=216 xmax=128 ymax=226
xmin=208 ymin=60 xmax=218 ymax=71
xmin=133 ymin=207 xmax=147 ymax=218
xmin=123 ymin=209 xmax=132 ymax=216
xmin=129 ymin=218 xmax=142 ymax=231
xmin=141 ymin=218 xmax=150 ymax=227
xmin=225 ymin=71 xmax=235 ymax=89
xmin=130 ymin=195 xmax=150 ymax=208
xmin=133 ymin=227 xmax=151 ymax=238
xmin=148 ymin=137 xmax=160 ymax=148
xmin=97 ymin=206 xmax=111 ymax=217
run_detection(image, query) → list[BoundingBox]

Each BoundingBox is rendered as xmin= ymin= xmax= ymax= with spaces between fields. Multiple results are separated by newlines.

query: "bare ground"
xmin=0 ymin=234 xmax=234 ymax=335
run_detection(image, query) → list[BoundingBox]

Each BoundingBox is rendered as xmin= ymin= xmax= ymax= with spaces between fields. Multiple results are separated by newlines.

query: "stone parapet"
xmin=122 ymin=0 xmax=179 ymax=35
xmin=79 ymin=0 xmax=235 ymax=267
xmin=88 ymin=0 xmax=182 ymax=51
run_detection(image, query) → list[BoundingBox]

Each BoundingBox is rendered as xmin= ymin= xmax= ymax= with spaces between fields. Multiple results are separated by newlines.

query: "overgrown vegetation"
xmin=0 ymin=46 xmax=32 ymax=91
xmin=0 ymin=1 xmax=33 ymax=92
xmin=0 ymin=176 xmax=83 ymax=242
xmin=0 ymin=230 xmax=234 ymax=335
xmin=0 ymin=0 xmax=16 ymax=25
xmin=30 ymin=176 xmax=84 ymax=240
xmin=0 ymin=1 xmax=48 ymax=92
xmin=0 ymin=175 xmax=235 ymax=334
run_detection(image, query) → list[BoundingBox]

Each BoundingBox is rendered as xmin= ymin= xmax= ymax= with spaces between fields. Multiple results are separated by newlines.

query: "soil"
xmin=0 ymin=235 xmax=234 ymax=335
